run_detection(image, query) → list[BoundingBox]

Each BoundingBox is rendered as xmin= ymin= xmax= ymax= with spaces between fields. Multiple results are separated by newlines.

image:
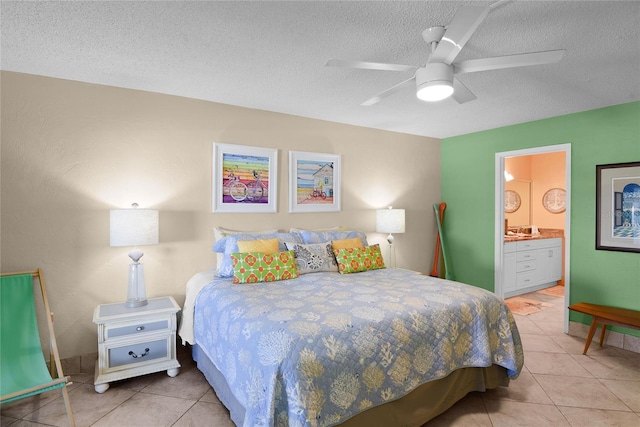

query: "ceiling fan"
xmin=326 ymin=2 xmax=566 ymax=106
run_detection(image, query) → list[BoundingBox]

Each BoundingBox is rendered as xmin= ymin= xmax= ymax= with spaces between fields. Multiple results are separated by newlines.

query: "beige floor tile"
xmin=534 ymin=374 xmax=631 ymax=411
xmin=23 ymin=383 xmax=134 ymax=427
xmin=572 ymin=355 xmax=640 ymax=381
xmin=513 ymin=317 xmax=546 ymax=335
xmin=173 ymin=401 xmax=234 ymax=427
xmin=558 ymin=406 xmax=640 ymax=426
xmin=199 ymin=389 xmax=222 ymax=404
xmin=481 ymin=371 xmax=553 ymax=405
xmin=0 ymin=420 xmax=52 ymax=427
xmin=1 ymin=414 xmax=18 ymax=426
xmin=528 ymin=311 xmax=565 ymax=324
xmin=519 ymin=333 xmax=566 ymax=353
xmin=524 ymin=351 xmax=592 ymax=377
xmin=425 ymin=393 xmax=492 ymax=426
xmin=549 ymin=332 xmax=600 ymax=355
xmin=142 ymin=364 xmax=211 ymax=400
xmin=600 ymin=379 xmax=640 ymax=412
xmin=483 ymin=399 xmax=570 ymax=426
xmin=532 ymin=320 xmax=565 ymax=335
xmin=0 ymin=385 xmax=77 ymax=420
xmin=91 ymin=393 xmax=195 ymax=427
xmin=69 ymin=373 xmax=94 ymax=385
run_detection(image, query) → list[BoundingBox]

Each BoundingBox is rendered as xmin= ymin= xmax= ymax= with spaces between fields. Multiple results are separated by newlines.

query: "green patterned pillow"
xmin=231 ymin=250 xmax=300 ymax=284
xmin=333 ymin=244 xmax=386 ymax=274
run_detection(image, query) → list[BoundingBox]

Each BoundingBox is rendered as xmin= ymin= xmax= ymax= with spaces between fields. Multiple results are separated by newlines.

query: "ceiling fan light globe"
xmin=417 ymin=82 xmax=454 ymax=102
xmin=415 ymin=63 xmax=454 ymax=102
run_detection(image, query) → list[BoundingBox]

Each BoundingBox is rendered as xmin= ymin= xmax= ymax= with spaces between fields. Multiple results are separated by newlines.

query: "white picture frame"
xmin=289 ymin=151 xmax=341 ymax=213
xmin=212 ymin=143 xmax=278 ymax=213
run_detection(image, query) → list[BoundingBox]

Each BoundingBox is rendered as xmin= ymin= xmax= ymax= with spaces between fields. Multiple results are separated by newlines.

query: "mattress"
xmin=185 ymin=268 xmax=523 ymax=427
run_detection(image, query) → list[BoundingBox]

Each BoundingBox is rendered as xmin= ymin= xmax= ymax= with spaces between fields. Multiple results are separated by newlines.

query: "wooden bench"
xmin=568 ymin=302 xmax=640 ymax=354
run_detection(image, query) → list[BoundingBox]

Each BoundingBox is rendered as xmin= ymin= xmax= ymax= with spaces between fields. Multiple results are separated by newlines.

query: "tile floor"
xmin=2 ymin=288 xmax=640 ymax=426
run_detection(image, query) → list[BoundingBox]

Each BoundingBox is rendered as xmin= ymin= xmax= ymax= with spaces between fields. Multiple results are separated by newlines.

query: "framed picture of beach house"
xmin=212 ymin=143 xmax=278 ymax=213
xmin=289 ymin=151 xmax=341 ymax=213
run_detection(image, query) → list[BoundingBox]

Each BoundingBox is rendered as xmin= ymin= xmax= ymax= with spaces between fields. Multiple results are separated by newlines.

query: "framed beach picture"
xmin=212 ymin=143 xmax=278 ymax=213
xmin=289 ymin=151 xmax=341 ymax=213
xmin=596 ymin=161 xmax=640 ymax=253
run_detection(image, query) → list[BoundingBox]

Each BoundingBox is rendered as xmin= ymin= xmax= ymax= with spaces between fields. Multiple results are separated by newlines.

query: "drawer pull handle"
xmin=128 ymin=348 xmax=150 ymax=359
xmin=136 ymin=326 xmax=145 ymax=332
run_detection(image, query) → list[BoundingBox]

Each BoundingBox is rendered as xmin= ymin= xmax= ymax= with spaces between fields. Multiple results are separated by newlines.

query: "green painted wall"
xmin=441 ymin=102 xmax=640 ymax=335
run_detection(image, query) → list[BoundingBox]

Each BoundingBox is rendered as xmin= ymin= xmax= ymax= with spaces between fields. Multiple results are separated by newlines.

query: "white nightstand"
xmin=93 ymin=296 xmax=181 ymax=393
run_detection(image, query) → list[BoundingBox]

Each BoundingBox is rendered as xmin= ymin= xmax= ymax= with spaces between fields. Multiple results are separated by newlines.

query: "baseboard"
xmin=569 ymin=321 xmax=640 ymax=354
xmin=57 ymin=352 xmax=98 ymax=374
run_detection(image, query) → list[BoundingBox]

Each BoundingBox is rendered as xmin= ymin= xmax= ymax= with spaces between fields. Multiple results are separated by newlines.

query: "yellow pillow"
xmin=331 ymin=237 xmax=364 ymax=251
xmin=237 ymin=238 xmax=279 ymax=254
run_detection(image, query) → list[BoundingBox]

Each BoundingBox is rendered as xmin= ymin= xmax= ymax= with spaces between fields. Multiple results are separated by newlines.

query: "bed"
xmin=179 ymin=231 xmax=523 ymax=427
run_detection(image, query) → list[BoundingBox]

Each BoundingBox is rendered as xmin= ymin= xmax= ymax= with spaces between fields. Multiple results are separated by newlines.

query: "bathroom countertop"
xmin=504 ymin=228 xmax=564 ymax=243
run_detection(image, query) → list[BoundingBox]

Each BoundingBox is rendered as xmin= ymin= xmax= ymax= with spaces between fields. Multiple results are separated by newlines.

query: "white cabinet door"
xmin=548 ymin=246 xmax=563 ymax=281
xmin=535 ymin=241 xmax=562 ymax=285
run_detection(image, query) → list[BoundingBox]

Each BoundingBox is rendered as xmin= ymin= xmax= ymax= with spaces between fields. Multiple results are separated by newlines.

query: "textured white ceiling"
xmin=2 ymin=1 xmax=639 ymax=138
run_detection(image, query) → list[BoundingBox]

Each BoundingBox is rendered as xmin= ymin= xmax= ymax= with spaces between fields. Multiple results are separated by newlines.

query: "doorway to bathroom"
xmin=494 ymin=143 xmax=571 ymax=332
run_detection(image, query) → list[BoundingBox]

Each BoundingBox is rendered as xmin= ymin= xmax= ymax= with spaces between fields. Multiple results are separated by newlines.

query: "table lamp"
xmin=376 ymin=206 xmax=405 ymax=267
xmin=110 ymin=203 xmax=159 ymax=307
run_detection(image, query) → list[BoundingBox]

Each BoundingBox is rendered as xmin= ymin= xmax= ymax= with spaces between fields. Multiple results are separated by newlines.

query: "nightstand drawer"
xmin=107 ymin=320 xmax=169 ymax=339
xmin=109 ymin=338 xmax=168 ymax=368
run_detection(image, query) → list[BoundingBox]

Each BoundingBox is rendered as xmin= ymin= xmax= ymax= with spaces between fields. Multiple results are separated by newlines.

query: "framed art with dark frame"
xmin=212 ymin=142 xmax=278 ymax=213
xmin=596 ymin=161 xmax=640 ymax=253
xmin=289 ymin=151 xmax=341 ymax=213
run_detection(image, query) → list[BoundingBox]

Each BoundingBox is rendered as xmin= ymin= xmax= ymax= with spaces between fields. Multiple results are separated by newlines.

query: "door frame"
xmin=494 ymin=143 xmax=571 ymax=332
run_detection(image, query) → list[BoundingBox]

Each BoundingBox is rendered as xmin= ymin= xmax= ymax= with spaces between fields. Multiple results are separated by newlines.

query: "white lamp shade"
xmin=376 ymin=208 xmax=406 ymax=234
xmin=110 ymin=209 xmax=159 ymax=247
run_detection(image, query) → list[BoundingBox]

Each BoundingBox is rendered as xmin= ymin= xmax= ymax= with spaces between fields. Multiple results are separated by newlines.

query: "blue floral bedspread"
xmin=194 ymin=268 xmax=523 ymax=427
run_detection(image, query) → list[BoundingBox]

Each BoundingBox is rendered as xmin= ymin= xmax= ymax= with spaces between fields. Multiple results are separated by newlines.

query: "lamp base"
xmin=126 ymin=261 xmax=148 ymax=308
xmin=125 ymin=298 xmax=148 ymax=308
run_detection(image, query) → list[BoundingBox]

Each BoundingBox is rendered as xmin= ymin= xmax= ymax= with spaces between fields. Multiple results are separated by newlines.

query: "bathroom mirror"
xmin=505 ymin=179 xmax=531 ymax=228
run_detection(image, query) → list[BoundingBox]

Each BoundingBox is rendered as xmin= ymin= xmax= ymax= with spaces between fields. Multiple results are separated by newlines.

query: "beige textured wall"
xmin=1 ymin=72 xmax=441 ymax=358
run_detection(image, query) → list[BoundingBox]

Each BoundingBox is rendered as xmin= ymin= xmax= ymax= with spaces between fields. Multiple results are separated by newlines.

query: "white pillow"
xmin=213 ymin=227 xmax=278 ymax=267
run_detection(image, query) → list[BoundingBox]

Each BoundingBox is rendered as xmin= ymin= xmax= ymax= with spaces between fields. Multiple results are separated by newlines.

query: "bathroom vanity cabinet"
xmin=503 ymin=237 xmax=562 ymax=298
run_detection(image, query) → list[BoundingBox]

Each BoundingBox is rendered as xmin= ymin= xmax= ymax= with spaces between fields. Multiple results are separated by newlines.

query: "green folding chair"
xmin=1 ymin=269 xmax=75 ymax=426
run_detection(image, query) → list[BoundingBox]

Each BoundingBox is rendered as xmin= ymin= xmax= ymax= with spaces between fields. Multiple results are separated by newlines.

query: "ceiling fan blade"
xmin=455 ymin=50 xmax=566 ymax=74
xmin=326 ymin=59 xmax=417 ymax=73
xmin=429 ymin=5 xmax=490 ymax=65
xmin=361 ymin=76 xmax=416 ymax=106
xmin=451 ymin=77 xmax=477 ymax=104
